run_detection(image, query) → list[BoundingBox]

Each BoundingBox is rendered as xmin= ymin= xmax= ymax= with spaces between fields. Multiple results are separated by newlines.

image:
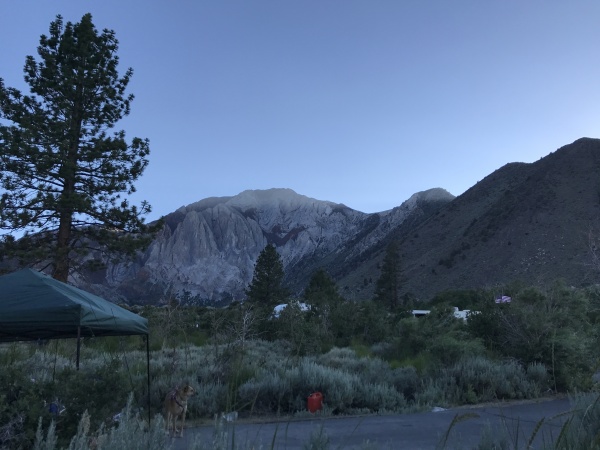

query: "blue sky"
xmin=1 ymin=1 xmax=600 ymax=221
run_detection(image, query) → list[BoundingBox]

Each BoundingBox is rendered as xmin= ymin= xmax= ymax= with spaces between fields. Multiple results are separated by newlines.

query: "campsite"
xmin=1 ymin=268 xmax=600 ymax=449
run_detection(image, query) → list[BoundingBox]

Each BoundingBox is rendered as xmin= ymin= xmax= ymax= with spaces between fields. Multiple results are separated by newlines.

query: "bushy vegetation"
xmin=1 ymin=281 xmax=600 ymax=448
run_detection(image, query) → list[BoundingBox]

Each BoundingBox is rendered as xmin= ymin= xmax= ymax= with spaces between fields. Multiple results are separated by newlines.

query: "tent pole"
xmin=76 ymin=326 xmax=81 ymax=371
xmin=53 ymin=340 xmax=59 ymax=382
xmin=146 ymin=334 xmax=151 ymax=425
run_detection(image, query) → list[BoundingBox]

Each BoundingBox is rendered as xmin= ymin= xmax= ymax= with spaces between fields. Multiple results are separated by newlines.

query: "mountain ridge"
xmin=86 ymin=187 xmax=453 ymax=304
xmin=381 ymin=137 xmax=600 ymax=299
xmin=79 ymin=137 xmax=600 ymax=305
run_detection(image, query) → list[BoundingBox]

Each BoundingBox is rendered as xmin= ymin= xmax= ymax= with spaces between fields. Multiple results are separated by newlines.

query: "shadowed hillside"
xmin=340 ymin=137 xmax=600 ymax=300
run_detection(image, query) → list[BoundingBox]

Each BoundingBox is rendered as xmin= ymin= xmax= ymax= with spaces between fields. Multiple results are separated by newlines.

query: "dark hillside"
xmin=343 ymin=138 xmax=600 ymax=301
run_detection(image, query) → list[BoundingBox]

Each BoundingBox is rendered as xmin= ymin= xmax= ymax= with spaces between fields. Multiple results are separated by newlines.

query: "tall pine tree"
xmin=0 ymin=14 xmax=153 ymax=281
xmin=245 ymin=243 xmax=288 ymax=309
xmin=303 ymin=268 xmax=348 ymax=346
xmin=303 ymin=268 xmax=344 ymax=313
xmin=374 ymin=241 xmax=402 ymax=311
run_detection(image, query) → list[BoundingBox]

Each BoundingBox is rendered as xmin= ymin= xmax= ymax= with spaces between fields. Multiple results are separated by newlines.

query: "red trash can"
xmin=307 ymin=392 xmax=323 ymax=413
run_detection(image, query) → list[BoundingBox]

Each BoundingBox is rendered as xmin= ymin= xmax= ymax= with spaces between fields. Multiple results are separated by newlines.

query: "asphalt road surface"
xmin=170 ymin=396 xmax=572 ymax=450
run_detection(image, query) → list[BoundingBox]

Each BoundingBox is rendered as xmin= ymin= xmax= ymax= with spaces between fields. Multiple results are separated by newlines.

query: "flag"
xmin=495 ymin=295 xmax=512 ymax=304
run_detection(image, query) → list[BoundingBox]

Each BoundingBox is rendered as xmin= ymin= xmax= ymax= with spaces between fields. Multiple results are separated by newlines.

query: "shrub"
xmin=33 ymin=395 xmax=171 ymax=450
xmin=417 ymin=356 xmax=542 ymax=407
xmin=526 ymin=362 xmax=550 ymax=395
xmin=0 ymin=364 xmax=50 ymax=449
xmin=52 ymin=358 xmax=133 ymax=445
xmin=238 ymin=358 xmax=405 ymax=416
xmin=390 ymin=366 xmax=419 ymax=402
xmin=427 ymin=333 xmax=485 ymax=366
xmin=467 ymin=283 xmax=595 ymax=391
xmin=317 ymin=348 xmax=395 ymax=385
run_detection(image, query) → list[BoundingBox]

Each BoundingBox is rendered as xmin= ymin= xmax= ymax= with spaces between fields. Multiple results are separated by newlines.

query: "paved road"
xmin=170 ymin=397 xmax=572 ymax=450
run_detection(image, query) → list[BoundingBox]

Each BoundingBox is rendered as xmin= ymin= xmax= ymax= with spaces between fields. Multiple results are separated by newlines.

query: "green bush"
xmin=420 ymin=356 xmax=544 ymax=406
xmin=526 ymin=362 xmax=550 ymax=395
xmin=427 ymin=333 xmax=485 ymax=366
xmin=317 ymin=348 xmax=395 ymax=385
xmin=238 ymin=358 xmax=405 ymax=415
xmin=51 ymin=358 xmax=133 ymax=445
xmin=0 ymin=363 xmax=52 ymax=449
xmin=390 ymin=366 xmax=420 ymax=402
xmin=466 ymin=283 xmax=595 ymax=391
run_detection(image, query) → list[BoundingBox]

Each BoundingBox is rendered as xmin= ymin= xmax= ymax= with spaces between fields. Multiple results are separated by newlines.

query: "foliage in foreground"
xmin=0 ymin=340 xmax=550 ymax=449
xmin=26 ymin=393 xmax=600 ymax=450
xmin=1 ymin=282 xmax=599 ymax=448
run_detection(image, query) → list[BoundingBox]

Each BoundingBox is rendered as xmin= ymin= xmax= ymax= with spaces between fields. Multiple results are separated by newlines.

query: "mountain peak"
xmin=227 ymin=188 xmax=343 ymax=211
xmin=411 ymin=188 xmax=455 ymax=203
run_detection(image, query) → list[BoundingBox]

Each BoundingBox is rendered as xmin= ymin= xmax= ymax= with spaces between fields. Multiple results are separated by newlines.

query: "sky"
xmin=1 ymin=1 xmax=600 ymax=221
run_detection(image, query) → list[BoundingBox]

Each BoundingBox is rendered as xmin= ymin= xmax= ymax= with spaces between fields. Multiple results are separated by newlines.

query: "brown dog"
xmin=164 ymin=384 xmax=196 ymax=437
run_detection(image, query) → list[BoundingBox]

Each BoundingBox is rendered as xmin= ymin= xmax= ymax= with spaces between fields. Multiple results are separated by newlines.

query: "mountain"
xmin=341 ymin=137 xmax=600 ymax=300
xmin=84 ymin=188 xmax=453 ymax=304
xmin=82 ymin=137 xmax=600 ymax=305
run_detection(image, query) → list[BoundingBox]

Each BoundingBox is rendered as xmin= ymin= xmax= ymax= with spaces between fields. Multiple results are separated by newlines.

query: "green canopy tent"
xmin=0 ymin=268 xmax=151 ymax=421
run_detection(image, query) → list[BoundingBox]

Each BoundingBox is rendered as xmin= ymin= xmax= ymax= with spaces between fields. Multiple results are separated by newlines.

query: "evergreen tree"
xmin=303 ymin=268 xmax=343 ymax=313
xmin=0 ymin=14 xmax=153 ymax=281
xmin=374 ymin=241 xmax=402 ymax=311
xmin=245 ymin=243 xmax=288 ymax=309
xmin=303 ymin=268 xmax=348 ymax=347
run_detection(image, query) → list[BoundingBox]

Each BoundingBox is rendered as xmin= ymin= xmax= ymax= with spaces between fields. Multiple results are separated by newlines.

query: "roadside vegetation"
xmin=2 ymin=278 xmax=600 ymax=449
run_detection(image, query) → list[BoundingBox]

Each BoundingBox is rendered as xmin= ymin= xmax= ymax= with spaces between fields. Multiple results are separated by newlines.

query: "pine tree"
xmin=245 ymin=243 xmax=288 ymax=309
xmin=303 ymin=268 xmax=343 ymax=313
xmin=303 ymin=268 xmax=347 ymax=347
xmin=374 ymin=241 xmax=402 ymax=311
xmin=0 ymin=14 xmax=154 ymax=281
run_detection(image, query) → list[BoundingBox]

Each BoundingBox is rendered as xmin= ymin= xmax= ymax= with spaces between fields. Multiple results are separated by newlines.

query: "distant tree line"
xmin=240 ymin=241 xmax=599 ymax=391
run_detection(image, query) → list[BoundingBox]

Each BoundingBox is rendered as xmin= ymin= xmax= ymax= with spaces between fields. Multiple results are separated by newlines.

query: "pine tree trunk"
xmin=53 ymin=94 xmax=83 ymax=282
xmin=53 ymin=212 xmax=72 ymax=282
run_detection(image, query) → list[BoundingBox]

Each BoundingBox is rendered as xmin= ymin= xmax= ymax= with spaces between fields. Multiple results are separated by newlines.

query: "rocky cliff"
xmin=88 ymin=187 xmax=453 ymax=304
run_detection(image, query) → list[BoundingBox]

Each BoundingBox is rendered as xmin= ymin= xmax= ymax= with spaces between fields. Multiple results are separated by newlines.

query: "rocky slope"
xmin=90 ymin=187 xmax=453 ymax=304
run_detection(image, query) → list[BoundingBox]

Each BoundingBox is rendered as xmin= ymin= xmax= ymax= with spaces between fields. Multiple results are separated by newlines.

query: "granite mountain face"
xmin=83 ymin=137 xmax=600 ymax=305
xmin=90 ymin=187 xmax=454 ymax=304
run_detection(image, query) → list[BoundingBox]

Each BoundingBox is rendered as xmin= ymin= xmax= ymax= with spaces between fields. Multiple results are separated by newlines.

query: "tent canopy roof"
xmin=0 ymin=269 xmax=147 ymax=342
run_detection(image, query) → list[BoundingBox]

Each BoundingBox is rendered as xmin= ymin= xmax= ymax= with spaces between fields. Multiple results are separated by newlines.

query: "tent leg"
xmin=146 ymin=334 xmax=151 ymax=425
xmin=76 ymin=326 xmax=81 ymax=371
xmin=53 ymin=340 xmax=59 ymax=382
